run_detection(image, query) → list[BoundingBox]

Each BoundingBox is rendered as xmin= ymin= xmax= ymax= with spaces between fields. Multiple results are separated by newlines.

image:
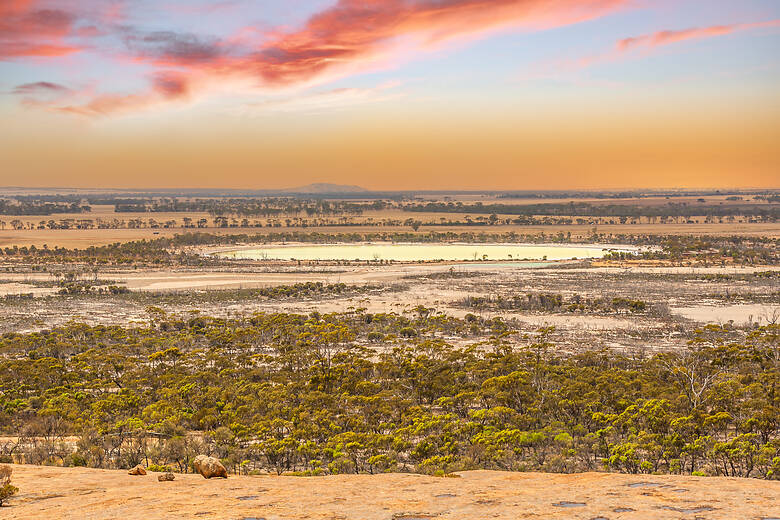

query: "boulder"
xmin=158 ymin=472 xmax=175 ymax=482
xmin=193 ymin=455 xmax=228 ymax=479
xmin=128 ymin=464 xmax=147 ymax=476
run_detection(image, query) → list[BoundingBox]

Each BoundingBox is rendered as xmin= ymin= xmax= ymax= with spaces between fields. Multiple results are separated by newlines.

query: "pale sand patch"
xmin=0 ymin=283 xmax=55 ymax=297
xmin=5 ymin=465 xmax=779 ymax=520
xmin=671 ymin=304 xmax=780 ymax=325
xmin=0 ymin=264 xmax=777 ymax=293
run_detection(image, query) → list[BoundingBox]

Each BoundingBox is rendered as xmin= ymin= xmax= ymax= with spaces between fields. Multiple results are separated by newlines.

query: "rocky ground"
xmin=3 ymin=465 xmax=779 ymax=520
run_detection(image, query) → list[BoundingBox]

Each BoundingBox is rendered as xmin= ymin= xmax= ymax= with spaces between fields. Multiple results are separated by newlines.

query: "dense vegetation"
xmin=0 ymin=240 xmax=203 ymax=266
xmin=1 ymin=312 xmax=777 ymax=479
xmin=54 ymin=281 xmax=380 ymax=301
xmin=461 ymin=293 xmax=647 ymax=314
xmin=0 ymin=200 xmax=90 ymax=216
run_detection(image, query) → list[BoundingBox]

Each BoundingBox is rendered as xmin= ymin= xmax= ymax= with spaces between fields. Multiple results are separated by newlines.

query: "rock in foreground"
xmin=193 ymin=455 xmax=228 ymax=479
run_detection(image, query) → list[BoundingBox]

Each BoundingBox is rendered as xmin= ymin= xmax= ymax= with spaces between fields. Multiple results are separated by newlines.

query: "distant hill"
xmin=283 ymin=183 xmax=368 ymax=194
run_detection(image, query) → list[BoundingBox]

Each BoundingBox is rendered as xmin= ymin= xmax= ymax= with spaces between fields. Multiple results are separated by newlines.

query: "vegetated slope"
xmin=6 ymin=464 xmax=780 ymax=520
xmin=1 ymin=313 xmax=778 ymax=479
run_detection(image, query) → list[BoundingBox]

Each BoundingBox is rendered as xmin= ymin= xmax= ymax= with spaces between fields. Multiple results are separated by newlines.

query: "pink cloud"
xmin=616 ymin=20 xmax=780 ymax=52
xmin=526 ymin=17 xmax=780 ymax=80
xmin=16 ymin=0 xmax=630 ymax=116
xmin=0 ymin=0 xmax=88 ymax=59
xmin=54 ymin=71 xmax=193 ymax=117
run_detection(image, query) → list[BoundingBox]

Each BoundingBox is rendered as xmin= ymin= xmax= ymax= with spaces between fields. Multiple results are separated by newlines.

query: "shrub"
xmin=147 ymin=464 xmax=172 ymax=473
xmin=0 ymin=465 xmax=18 ymax=507
xmin=66 ymin=453 xmax=88 ymax=467
xmin=399 ymin=327 xmax=418 ymax=337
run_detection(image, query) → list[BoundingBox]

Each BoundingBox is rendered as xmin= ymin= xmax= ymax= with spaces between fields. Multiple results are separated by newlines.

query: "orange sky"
xmin=2 ymin=86 xmax=777 ymax=190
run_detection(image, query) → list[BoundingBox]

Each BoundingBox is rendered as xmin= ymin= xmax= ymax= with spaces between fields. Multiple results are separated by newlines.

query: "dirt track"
xmin=3 ymin=465 xmax=779 ymax=520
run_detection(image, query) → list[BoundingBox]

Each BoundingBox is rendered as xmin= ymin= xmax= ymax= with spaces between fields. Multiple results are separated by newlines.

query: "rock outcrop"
xmin=192 ymin=455 xmax=227 ymax=479
xmin=128 ymin=465 xmax=147 ymax=476
xmin=158 ymin=472 xmax=175 ymax=482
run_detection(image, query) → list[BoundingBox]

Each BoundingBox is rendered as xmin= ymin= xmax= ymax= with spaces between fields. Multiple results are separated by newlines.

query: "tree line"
xmin=402 ymin=201 xmax=780 ymax=219
xmin=0 ymin=200 xmax=90 ymax=216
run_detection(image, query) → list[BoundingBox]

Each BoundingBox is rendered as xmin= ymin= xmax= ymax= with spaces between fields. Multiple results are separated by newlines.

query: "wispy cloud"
xmin=244 ymin=81 xmax=403 ymax=115
xmin=616 ymin=19 xmax=780 ymax=52
xmin=54 ymin=71 xmax=193 ymax=117
xmin=12 ymin=81 xmax=72 ymax=95
xmin=525 ymin=18 xmax=780 ymax=80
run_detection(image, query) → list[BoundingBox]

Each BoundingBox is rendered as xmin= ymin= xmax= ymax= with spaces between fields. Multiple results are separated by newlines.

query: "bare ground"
xmin=3 ymin=464 xmax=779 ymax=520
xmin=1 ymin=263 xmax=778 ymax=352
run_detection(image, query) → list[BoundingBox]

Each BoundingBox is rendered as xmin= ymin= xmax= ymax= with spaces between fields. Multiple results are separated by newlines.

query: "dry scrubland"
xmin=6 ymin=465 xmax=780 ymax=520
xmin=1 ymin=191 xmax=779 ymax=518
xmin=1 ymin=265 xmax=778 ymax=352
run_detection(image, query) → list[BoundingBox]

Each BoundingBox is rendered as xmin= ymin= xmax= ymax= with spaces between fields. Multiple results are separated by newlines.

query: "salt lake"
xmin=216 ymin=243 xmax=634 ymax=262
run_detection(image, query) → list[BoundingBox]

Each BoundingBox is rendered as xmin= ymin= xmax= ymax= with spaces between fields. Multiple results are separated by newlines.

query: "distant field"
xmin=1 ymin=193 xmax=777 ymax=247
xmin=2 ymin=222 xmax=778 ymax=248
xmin=0 ymin=224 xmax=780 ymax=249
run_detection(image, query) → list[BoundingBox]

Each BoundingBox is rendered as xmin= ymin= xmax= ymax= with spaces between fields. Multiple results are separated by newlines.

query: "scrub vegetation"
xmin=1 ymin=312 xmax=777 ymax=479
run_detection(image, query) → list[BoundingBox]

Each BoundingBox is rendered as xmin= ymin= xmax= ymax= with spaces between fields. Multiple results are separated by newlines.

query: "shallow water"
xmin=552 ymin=501 xmax=587 ymax=507
xmin=659 ymin=505 xmax=715 ymax=513
xmin=627 ymin=482 xmax=662 ymax=488
xmin=218 ymin=243 xmax=624 ymax=262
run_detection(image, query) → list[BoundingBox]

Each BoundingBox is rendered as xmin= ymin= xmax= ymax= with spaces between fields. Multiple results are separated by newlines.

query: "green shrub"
xmin=0 ymin=465 xmax=17 ymax=507
xmin=147 ymin=464 xmax=172 ymax=473
xmin=0 ymin=484 xmax=18 ymax=506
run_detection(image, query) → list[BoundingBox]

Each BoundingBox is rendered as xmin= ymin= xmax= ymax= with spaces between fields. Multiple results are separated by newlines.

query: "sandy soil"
xmin=671 ymin=304 xmax=780 ymax=326
xmin=2 ymin=263 xmax=777 ymax=352
xmin=1 ymin=263 xmax=777 ymax=293
xmin=4 ymin=465 xmax=779 ymax=520
xmin=0 ymin=283 xmax=55 ymax=297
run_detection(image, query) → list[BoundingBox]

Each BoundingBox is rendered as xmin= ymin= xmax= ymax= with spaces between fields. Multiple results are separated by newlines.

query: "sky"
xmin=0 ymin=0 xmax=778 ymax=191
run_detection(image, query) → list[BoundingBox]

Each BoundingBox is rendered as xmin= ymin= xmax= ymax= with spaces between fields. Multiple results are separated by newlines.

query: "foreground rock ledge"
xmin=4 ymin=465 xmax=779 ymax=520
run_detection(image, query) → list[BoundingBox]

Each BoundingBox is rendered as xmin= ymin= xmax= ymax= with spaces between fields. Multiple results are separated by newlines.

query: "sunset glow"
xmin=1 ymin=0 xmax=778 ymax=189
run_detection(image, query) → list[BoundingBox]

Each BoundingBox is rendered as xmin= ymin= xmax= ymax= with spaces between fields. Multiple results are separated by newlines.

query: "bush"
xmin=399 ymin=327 xmax=418 ymax=337
xmin=0 ymin=465 xmax=17 ymax=507
xmin=0 ymin=485 xmax=17 ymax=506
xmin=147 ymin=464 xmax=172 ymax=472
xmin=66 ymin=453 xmax=88 ymax=467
